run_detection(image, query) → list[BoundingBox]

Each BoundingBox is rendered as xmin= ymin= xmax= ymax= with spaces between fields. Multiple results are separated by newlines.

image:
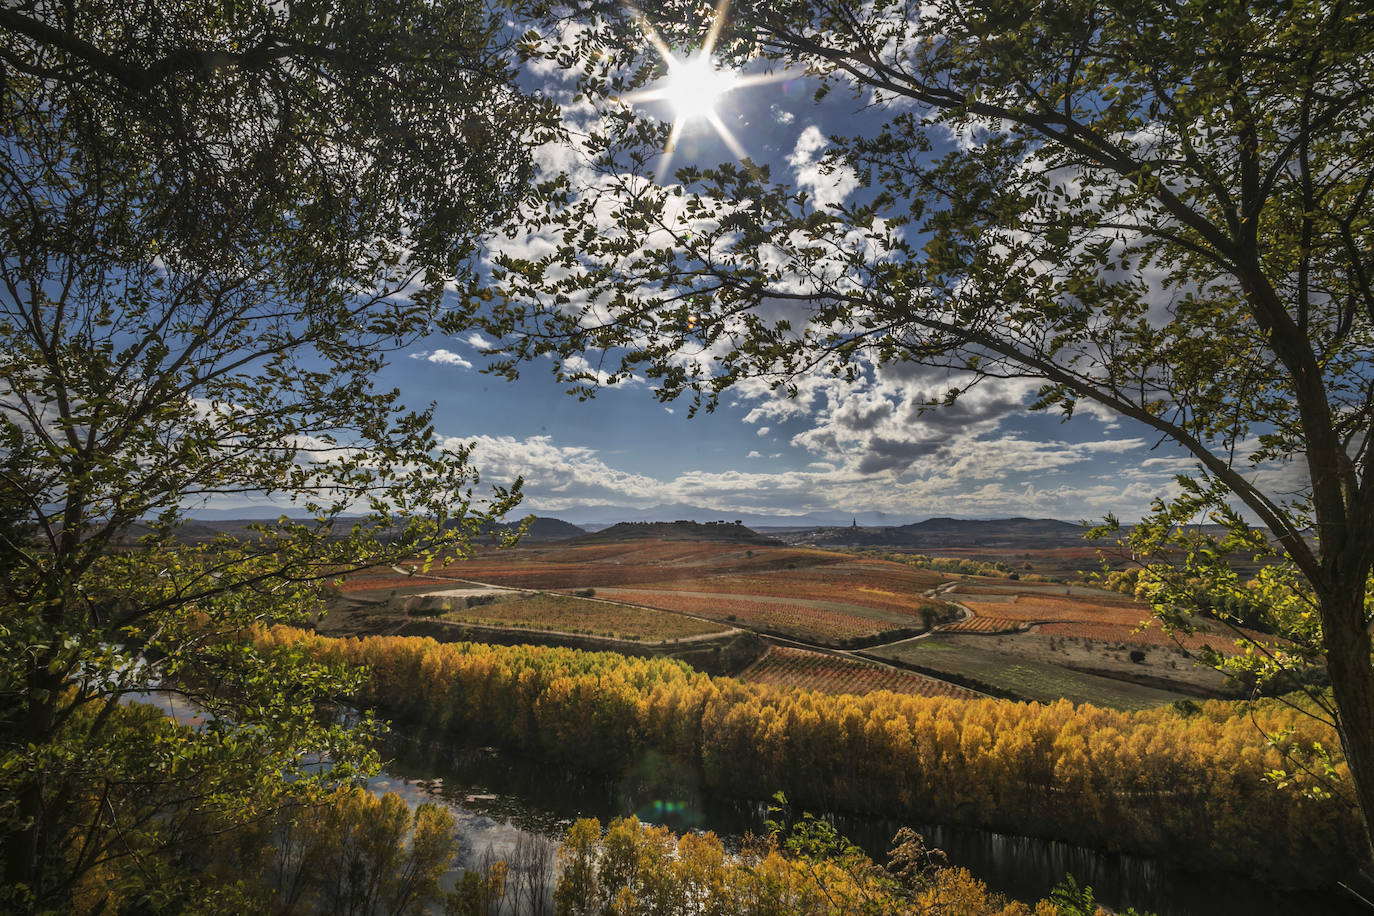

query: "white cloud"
xmin=411 ymin=349 xmax=472 ymax=369
xmin=787 ymin=126 xmax=860 ymax=209
xmin=441 ymin=428 xmax=1183 ymax=523
xmin=747 ymin=450 xmax=762 ymax=458
xmin=560 ymin=353 xmax=642 ymax=388
xmin=466 ymin=332 xmax=493 ymax=349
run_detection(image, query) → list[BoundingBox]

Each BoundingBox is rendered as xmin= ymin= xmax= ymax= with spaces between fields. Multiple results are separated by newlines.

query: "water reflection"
xmin=383 ymin=737 xmax=1367 ymax=916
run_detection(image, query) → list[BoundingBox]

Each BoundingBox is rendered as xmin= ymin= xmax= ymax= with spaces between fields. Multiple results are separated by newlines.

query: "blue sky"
xmin=358 ymin=39 xmax=1244 ymax=527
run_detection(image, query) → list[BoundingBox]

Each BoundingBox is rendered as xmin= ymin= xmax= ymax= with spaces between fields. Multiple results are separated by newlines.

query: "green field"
xmin=869 ymin=635 xmax=1197 ymax=709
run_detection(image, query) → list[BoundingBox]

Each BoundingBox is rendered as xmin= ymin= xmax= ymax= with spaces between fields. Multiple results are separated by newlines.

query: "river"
xmin=378 ymin=735 xmax=1368 ymax=916
xmin=139 ymin=690 xmax=1369 ymax=914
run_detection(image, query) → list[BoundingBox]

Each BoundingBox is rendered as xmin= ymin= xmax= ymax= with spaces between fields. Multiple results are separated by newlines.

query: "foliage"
xmin=860 ymin=551 xmax=1018 ymax=580
xmin=0 ymin=0 xmax=554 ymax=909
xmin=263 ymin=787 xmax=460 ymax=916
xmin=483 ymin=0 xmax=1374 ymax=853
xmin=549 ymin=813 xmax=1061 ymax=916
xmin=264 ymin=627 xmax=1363 ymax=882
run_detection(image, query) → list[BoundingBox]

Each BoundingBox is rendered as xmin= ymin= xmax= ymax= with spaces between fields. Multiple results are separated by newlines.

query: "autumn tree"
xmin=481 ymin=0 xmax=1374 ymax=855
xmin=0 ymin=0 xmax=553 ymax=909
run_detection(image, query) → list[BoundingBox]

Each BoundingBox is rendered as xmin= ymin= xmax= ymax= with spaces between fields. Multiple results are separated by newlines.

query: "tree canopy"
xmin=0 ymin=0 xmax=553 ymax=909
xmin=480 ymin=0 xmax=1374 ymax=853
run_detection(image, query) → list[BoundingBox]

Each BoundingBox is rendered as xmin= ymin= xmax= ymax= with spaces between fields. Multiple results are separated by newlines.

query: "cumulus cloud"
xmin=411 ymin=349 xmax=472 ymax=369
xmin=443 ymin=427 xmax=1186 ymax=523
xmin=787 ymin=126 xmax=860 ymax=209
xmin=450 ymin=434 xmax=662 ymax=506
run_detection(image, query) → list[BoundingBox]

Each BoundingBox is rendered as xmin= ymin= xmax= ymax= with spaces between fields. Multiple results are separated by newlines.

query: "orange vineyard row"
xmin=594 ymin=589 xmax=888 ymax=640
xmin=740 ymin=647 xmax=981 ymax=699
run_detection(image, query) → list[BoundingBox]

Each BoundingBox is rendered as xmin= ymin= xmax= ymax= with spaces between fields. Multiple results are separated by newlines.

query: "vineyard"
xmin=739 ymin=646 xmax=981 ymax=699
xmin=327 ymin=538 xmax=1261 ymax=705
xmin=590 ymin=587 xmax=909 ymax=643
xmin=414 ymin=540 xmax=846 ymax=589
xmin=946 ymin=583 xmax=1270 ymax=653
xmin=433 ymin=592 xmax=730 ymax=641
xmin=337 ymin=571 xmax=453 ymax=594
xmin=939 ymin=615 xmax=1028 ymax=634
xmin=625 ymin=563 xmax=946 ymax=615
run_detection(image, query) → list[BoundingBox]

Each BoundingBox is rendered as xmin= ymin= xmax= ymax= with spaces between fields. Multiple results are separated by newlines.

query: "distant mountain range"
xmin=132 ymin=512 xmax=586 ymax=545
xmin=569 ymin=520 xmax=780 ymax=546
xmin=542 ymin=503 xmax=906 ymax=529
xmin=784 ymin=516 xmax=1091 ymax=549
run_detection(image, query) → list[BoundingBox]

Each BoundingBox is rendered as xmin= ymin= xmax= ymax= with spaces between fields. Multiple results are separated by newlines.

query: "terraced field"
xmin=739 ymin=646 xmax=981 ymax=699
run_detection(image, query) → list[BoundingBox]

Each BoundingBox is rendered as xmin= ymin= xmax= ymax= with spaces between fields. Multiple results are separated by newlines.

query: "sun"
xmin=620 ymin=0 xmax=787 ymax=176
xmin=662 ymin=53 xmax=739 ymax=124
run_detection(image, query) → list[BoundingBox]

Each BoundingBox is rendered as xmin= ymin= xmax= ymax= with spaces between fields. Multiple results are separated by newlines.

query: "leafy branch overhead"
xmin=480 ymin=0 xmax=1374 ymax=857
xmin=1 ymin=0 xmax=554 ymax=910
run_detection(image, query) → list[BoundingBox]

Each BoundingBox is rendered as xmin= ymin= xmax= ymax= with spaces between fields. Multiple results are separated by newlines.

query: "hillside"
xmin=480 ymin=516 xmax=586 ymax=542
xmin=786 ymin=517 xmax=1088 ymax=549
xmin=570 ymin=519 xmax=781 ymax=545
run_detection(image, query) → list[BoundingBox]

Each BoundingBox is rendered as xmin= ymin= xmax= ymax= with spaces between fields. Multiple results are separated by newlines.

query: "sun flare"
xmin=620 ymin=0 xmax=788 ymax=177
xmin=663 ymin=54 xmax=739 ymax=123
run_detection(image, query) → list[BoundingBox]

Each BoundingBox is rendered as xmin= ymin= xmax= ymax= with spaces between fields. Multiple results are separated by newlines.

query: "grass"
xmin=870 ymin=636 xmax=1195 ymax=709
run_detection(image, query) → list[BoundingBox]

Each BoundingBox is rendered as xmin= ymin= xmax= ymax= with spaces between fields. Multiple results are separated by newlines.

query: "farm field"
xmin=869 ymin=635 xmax=1205 ymax=709
xmin=336 ymin=570 xmax=454 ymax=594
xmin=739 ymin=646 xmax=982 ymax=699
xmin=587 ymin=587 xmax=892 ymax=643
xmin=427 ymin=592 xmax=730 ymax=641
xmin=945 ymin=580 xmax=1273 ymax=651
xmin=402 ymin=541 xmax=954 ymax=646
xmin=326 ymin=536 xmax=1259 ymax=706
xmin=415 ymin=539 xmax=847 ymax=589
xmin=623 ymin=564 xmax=947 ymax=614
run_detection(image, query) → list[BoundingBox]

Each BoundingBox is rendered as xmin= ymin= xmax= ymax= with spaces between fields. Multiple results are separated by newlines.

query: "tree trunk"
xmin=1320 ymin=581 xmax=1374 ymax=866
xmin=2 ymin=682 xmax=57 ymax=912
